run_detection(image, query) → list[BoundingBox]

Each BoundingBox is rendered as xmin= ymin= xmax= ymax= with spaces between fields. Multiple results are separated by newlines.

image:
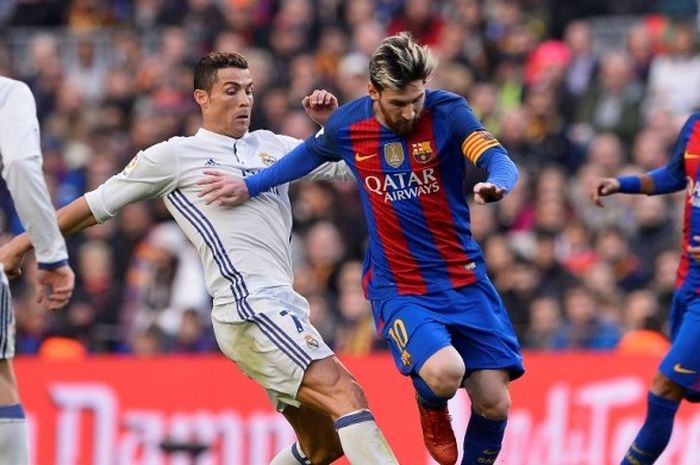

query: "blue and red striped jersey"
xmin=301 ymin=89 xmax=515 ymax=299
xmin=653 ymin=113 xmax=700 ymax=290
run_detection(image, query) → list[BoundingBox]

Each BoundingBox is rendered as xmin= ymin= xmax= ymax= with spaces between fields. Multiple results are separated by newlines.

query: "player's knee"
xmin=473 ymin=391 xmax=510 ymax=420
xmin=421 ymin=363 xmax=464 ymax=398
xmin=651 ymin=372 xmax=686 ymax=401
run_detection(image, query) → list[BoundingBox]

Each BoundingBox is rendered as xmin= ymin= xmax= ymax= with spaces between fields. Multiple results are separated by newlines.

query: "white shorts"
xmin=0 ymin=270 xmax=14 ymax=360
xmin=212 ymin=288 xmax=334 ymax=411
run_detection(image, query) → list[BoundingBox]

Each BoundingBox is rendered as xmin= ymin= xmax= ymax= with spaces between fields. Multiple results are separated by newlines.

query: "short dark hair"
xmin=369 ymin=32 xmax=436 ymax=91
xmin=194 ymin=51 xmax=249 ymax=93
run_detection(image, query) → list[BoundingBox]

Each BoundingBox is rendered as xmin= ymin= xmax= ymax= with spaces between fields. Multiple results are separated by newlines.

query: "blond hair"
xmin=369 ymin=32 xmax=437 ymax=91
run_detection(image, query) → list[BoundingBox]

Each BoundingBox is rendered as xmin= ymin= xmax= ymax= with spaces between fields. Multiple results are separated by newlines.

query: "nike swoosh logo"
xmin=355 ymin=152 xmax=378 ymax=162
xmin=674 ymin=363 xmax=697 ymax=374
xmin=685 ymin=152 xmax=700 ymax=159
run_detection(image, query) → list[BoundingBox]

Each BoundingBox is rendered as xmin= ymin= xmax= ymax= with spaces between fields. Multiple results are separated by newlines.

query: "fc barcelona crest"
xmin=411 ymin=141 xmax=433 ymax=163
xmin=383 ymin=142 xmax=404 ymax=168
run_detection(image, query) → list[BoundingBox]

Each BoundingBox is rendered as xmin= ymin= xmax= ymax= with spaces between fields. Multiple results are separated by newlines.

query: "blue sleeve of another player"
xmin=245 ymin=125 xmax=342 ymax=197
xmin=644 ymin=114 xmax=698 ymax=195
xmin=476 ymin=150 xmax=518 ymax=193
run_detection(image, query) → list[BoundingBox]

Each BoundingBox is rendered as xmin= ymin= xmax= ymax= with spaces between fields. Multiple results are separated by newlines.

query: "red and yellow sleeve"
xmin=461 ymin=130 xmax=500 ymax=164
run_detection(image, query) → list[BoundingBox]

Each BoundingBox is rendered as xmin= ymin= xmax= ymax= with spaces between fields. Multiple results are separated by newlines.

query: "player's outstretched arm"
xmin=473 ymin=150 xmax=518 ymax=204
xmin=198 ymin=143 xmax=330 ymax=206
xmin=302 ymin=89 xmax=338 ymax=127
xmin=0 ymin=196 xmax=97 ymax=278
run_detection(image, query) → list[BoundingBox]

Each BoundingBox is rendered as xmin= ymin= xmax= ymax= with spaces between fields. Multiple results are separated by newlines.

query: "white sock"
xmin=0 ymin=404 xmax=28 ymax=465
xmin=270 ymin=442 xmax=311 ymax=465
xmin=335 ymin=410 xmax=398 ymax=465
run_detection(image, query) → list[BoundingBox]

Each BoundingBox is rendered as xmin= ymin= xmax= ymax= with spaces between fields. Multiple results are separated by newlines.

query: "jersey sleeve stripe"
xmin=462 ymin=136 xmax=500 ymax=163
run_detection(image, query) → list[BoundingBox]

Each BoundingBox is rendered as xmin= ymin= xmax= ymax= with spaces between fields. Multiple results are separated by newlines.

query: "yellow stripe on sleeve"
xmin=461 ymin=130 xmax=500 ymax=164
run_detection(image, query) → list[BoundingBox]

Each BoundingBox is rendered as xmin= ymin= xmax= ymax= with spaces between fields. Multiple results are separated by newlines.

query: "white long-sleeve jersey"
xmin=85 ymin=128 xmax=351 ymax=322
xmin=0 ymin=76 xmax=68 ymax=267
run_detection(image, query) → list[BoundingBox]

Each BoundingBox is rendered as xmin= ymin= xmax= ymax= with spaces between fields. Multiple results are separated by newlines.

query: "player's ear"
xmin=368 ymin=83 xmax=380 ymax=102
xmin=193 ymin=89 xmax=209 ymax=109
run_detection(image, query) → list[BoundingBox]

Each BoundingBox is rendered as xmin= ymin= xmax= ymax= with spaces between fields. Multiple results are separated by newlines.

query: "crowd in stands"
xmin=0 ymin=0 xmax=699 ymax=357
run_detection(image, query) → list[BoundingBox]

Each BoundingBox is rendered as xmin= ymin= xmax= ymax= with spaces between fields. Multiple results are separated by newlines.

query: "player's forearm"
xmin=245 ymin=146 xmax=327 ymax=196
xmin=11 ymin=196 xmax=97 ymax=256
xmin=57 ymin=196 xmax=99 ymax=236
xmin=477 ymin=150 xmax=518 ymax=193
xmin=618 ymin=169 xmax=686 ymax=195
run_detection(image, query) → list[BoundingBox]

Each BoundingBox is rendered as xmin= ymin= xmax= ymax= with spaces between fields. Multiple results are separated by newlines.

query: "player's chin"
xmin=230 ymin=120 xmax=249 ymax=138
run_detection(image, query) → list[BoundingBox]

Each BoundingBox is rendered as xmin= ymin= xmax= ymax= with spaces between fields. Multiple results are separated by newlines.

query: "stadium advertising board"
xmin=15 ymin=353 xmax=700 ymax=465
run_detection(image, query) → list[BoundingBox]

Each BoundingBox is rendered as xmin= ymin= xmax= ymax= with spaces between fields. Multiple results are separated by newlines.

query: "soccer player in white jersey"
xmin=0 ymin=76 xmax=75 ymax=465
xmin=0 ymin=52 xmax=399 ymax=465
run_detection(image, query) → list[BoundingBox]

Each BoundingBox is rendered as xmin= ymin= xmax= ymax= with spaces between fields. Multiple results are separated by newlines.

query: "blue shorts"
xmin=372 ymin=279 xmax=524 ymax=381
xmin=659 ymin=288 xmax=700 ymax=392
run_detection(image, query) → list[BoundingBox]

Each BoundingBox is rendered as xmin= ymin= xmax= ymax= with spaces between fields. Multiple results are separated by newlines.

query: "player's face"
xmin=199 ymin=67 xmax=254 ymax=139
xmin=370 ymin=80 xmax=426 ymax=134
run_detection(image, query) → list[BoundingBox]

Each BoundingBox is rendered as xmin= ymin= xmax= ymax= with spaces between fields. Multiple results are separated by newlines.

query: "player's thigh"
xmin=211 ymin=301 xmax=333 ymax=411
xmin=372 ymin=294 xmax=454 ymax=377
xmin=659 ymin=291 xmax=700 ymax=393
xmin=449 ymin=280 xmax=524 ymax=380
xmin=282 ymin=404 xmax=343 ymax=465
xmin=296 ymin=356 xmax=368 ymax=419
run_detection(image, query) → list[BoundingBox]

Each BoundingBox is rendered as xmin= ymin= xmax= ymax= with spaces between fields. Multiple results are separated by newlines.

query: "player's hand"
xmin=688 ymin=236 xmax=700 ymax=261
xmin=591 ymin=177 xmax=620 ymax=207
xmin=197 ymin=170 xmax=250 ymax=207
xmin=0 ymin=240 xmax=26 ymax=279
xmin=302 ymin=89 xmax=338 ymax=127
xmin=473 ymin=182 xmax=506 ymax=204
xmin=36 ymin=264 xmax=74 ymax=310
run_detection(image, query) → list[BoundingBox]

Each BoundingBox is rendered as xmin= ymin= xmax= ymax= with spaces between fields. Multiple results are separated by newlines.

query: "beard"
xmin=377 ymin=101 xmax=420 ymax=134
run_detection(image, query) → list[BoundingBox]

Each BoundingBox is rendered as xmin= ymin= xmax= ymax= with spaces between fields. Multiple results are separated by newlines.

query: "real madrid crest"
xmin=383 ymin=142 xmax=405 ymax=168
xmin=304 ymin=335 xmax=320 ymax=350
xmin=258 ymin=152 xmax=277 ymax=166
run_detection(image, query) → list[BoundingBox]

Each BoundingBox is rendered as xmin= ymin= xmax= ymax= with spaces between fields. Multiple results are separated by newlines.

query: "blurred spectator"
xmin=523 ymin=295 xmax=562 ymax=349
xmin=387 ymin=0 xmax=445 ymax=46
xmin=594 ymin=226 xmax=650 ymax=291
xmin=552 ymin=285 xmax=621 ymax=349
xmin=574 ymin=51 xmax=643 ymax=145
xmin=644 ymin=22 xmax=700 ymax=118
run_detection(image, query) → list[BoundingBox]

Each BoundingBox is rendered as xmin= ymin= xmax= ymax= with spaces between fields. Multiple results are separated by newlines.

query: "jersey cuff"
xmin=37 ymin=259 xmax=68 ymax=270
xmin=617 ymin=176 xmax=641 ymax=193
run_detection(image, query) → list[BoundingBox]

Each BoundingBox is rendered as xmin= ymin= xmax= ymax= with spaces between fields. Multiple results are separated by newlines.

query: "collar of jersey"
xmin=196 ymin=128 xmax=249 ymax=145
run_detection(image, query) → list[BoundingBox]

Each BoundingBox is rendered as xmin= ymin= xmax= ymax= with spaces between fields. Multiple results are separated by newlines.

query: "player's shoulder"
xmin=325 ymin=96 xmax=373 ymax=132
xmin=139 ymin=137 xmax=182 ymax=158
xmin=687 ymin=112 xmax=700 ymax=126
xmin=678 ymin=112 xmax=700 ymax=138
xmin=0 ymin=76 xmax=33 ymax=100
xmin=425 ymin=89 xmax=468 ymax=112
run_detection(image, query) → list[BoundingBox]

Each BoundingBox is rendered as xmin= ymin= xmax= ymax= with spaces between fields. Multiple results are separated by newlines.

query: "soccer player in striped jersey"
xmin=0 ymin=52 xmax=399 ymax=465
xmin=593 ymin=112 xmax=700 ymax=465
xmin=0 ymin=76 xmax=75 ymax=465
xmin=198 ymin=34 xmax=524 ymax=465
